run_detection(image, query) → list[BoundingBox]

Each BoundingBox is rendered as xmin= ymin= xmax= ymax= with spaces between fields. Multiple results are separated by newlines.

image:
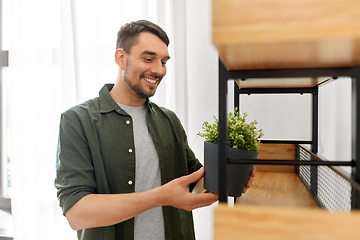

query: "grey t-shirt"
xmin=118 ymin=103 xmax=165 ymax=240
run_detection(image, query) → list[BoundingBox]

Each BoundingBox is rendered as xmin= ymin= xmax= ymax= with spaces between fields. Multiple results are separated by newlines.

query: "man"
xmin=55 ymin=20 xmax=255 ymax=240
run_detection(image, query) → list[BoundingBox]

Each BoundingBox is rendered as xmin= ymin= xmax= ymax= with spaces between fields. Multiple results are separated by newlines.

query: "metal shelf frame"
xmin=217 ymin=59 xmax=360 ymax=205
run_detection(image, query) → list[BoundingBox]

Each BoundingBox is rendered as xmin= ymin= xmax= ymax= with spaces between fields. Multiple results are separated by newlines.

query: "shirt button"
xmin=128 ymin=148 xmax=133 ymax=153
xmin=128 ymin=180 xmax=133 ymax=185
xmin=126 ymin=120 xmax=131 ymax=125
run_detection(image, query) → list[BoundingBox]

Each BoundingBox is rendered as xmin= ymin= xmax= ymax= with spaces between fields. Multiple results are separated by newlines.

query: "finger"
xmin=182 ymin=167 xmax=205 ymax=185
xmin=245 ymin=175 xmax=254 ymax=188
xmin=250 ymin=166 xmax=257 ymax=177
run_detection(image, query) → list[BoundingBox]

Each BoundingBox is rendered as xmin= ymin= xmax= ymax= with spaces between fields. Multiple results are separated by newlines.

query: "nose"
xmin=150 ymin=60 xmax=165 ymax=76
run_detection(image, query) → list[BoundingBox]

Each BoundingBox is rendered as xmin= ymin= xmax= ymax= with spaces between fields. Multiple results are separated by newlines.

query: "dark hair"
xmin=116 ymin=20 xmax=170 ymax=53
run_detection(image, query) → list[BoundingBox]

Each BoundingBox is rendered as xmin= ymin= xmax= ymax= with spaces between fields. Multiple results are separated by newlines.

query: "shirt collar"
xmin=99 ymin=84 xmax=156 ymax=114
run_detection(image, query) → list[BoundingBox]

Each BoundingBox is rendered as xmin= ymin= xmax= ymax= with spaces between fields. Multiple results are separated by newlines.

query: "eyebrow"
xmin=142 ymin=50 xmax=171 ymax=61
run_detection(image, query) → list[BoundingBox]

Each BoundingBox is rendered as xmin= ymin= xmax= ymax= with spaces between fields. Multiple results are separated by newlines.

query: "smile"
xmin=143 ymin=77 xmax=157 ymax=84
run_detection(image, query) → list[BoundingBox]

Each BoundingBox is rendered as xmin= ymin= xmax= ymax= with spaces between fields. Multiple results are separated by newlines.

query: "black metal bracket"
xmin=238 ymin=87 xmax=315 ymax=95
xmin=222 ymin=64 xmax=360 ymax=79
xmin=260 ymin=140 xmax=312 ymax=144
xmin=228 ymin=159 xmax=355 ymax=166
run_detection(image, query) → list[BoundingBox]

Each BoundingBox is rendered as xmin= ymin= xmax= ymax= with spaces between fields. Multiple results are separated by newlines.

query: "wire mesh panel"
xmin=298 ymin=146 xmax=352 ymax=211
xmin=317 ymin=166 xmax=352 ymax=211
xmin=298 ymin=148 xmax=313 ymax=193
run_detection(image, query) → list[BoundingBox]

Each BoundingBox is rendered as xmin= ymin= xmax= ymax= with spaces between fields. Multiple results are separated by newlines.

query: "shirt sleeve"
xmin=55 ymin=109 xmax=96 ymax=215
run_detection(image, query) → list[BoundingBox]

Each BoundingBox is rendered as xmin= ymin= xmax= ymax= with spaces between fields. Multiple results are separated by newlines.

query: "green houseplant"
xmin=198 ymin=109 xmax=264 ymax=197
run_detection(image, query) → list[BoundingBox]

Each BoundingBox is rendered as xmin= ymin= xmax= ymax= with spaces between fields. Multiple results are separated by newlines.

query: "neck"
xmin=110 ymin=76 xmax=147 ymax=107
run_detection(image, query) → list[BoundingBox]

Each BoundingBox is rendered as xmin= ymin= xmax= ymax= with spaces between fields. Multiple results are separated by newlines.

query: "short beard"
xmin=124 ymin=73 xmax=154 ymax=99
xmin=123 ymin=58 xmax=160 ymax=99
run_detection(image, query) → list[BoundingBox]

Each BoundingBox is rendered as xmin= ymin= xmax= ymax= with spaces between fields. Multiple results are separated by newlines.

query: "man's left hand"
xmin=242 ymin=166 xmax=256 ymax=194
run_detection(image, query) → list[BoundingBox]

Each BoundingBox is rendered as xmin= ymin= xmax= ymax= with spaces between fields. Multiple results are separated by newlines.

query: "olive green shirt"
xmin=55 ymin=84 xmax=202 ymax=240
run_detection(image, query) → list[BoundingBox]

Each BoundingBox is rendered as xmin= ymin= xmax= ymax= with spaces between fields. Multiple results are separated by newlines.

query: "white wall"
xmin=185 ymin=1 xmax=352 ymax=239
xmin=319 ymin=78 xmax=352 ymax=170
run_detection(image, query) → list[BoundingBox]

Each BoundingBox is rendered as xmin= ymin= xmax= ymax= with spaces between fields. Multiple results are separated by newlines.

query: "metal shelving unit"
xmin=217 ymin=59 xmax=360 ymax=208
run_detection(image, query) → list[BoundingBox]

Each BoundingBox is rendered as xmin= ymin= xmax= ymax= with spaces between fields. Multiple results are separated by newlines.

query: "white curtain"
xmin=6 ymin=0 xmax=187 ymax=239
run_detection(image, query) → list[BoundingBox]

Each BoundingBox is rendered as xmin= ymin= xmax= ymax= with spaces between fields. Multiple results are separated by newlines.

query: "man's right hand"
xmin=158 ymin=167 xmax=218 ymax=211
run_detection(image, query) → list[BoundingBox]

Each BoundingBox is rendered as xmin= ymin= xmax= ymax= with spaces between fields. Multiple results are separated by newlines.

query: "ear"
xmin=115 ymin=48 xmax=126 ymax=69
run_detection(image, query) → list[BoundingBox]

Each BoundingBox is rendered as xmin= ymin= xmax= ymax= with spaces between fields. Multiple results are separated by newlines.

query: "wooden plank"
xmin=214 ymin=204 xmax=360 ymax=240
xmin=213 ymin=0 xmax=360 ymax=70
xmin=256 ymin=143 xmax=296 ymax=172
xmin=236 ymin=172 xmax=319 ymax=208
xmin=235 ymin=77 xmax=328 ymax=89
xmin=258 ymin=144 xmax=296 ymax=160
xmin=238 ymin=144 xmax=317 ymax=207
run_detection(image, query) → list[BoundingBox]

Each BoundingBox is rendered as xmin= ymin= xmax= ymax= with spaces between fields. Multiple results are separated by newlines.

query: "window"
xmin=0 ymin=0 xmax=10 ymax=213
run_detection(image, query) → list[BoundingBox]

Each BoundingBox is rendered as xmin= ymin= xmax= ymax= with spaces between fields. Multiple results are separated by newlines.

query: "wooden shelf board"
xmin=256 ymin=143 xmax=296 ymax=173
xmin=236 ymin=172 xmax=319 ymax=208
xmin=213 ymin=0 xmax=360 ymax=70
xmin=235 ymin=77 xmax=328 ymax=89
xmin=236 ymin=143 xmax=318 ymax=208
xmin=214 ymin=204 xmax=360 ymax=240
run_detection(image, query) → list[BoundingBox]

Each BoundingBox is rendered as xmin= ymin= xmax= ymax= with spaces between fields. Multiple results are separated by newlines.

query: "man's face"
xmin=122 ymin=32 xmax=170 ymax=99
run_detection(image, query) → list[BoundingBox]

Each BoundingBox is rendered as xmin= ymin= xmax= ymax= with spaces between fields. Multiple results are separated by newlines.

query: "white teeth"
xmin=144 ymin=77 xmax=157 ymax=84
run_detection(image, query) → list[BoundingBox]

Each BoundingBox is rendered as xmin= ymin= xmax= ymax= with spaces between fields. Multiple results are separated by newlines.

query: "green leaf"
xmin=197 ymin=108 xmax=264 ymax=151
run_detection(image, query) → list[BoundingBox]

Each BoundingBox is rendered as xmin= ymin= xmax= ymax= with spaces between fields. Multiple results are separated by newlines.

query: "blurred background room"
xmin=0 ymin=0 xmax=352 ymax=239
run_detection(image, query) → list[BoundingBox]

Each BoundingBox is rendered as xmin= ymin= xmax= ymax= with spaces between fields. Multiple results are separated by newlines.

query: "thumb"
xmin=182 ymin=167 xmax=205 ymax=185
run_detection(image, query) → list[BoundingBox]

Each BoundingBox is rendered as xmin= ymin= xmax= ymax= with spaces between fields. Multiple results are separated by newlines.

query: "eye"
xmin=161 ymin=61 xmax=167 ymax=66
xmin=144 ymin=58 xmax=153 ymax=62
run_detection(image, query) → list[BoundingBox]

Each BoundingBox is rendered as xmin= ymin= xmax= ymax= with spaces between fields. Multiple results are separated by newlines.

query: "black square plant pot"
xmin=203 ymin=141 xmax=257 ymax=197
